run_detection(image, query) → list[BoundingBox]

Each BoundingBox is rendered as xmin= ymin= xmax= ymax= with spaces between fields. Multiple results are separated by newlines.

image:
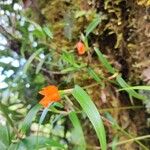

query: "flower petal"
xmin=38 ymin=85 xmax=61 ymax=108
xmin=76 ymin=41 xmax=86 ymax=55
xmin=39 ymin=97 xmax=52 ymax=107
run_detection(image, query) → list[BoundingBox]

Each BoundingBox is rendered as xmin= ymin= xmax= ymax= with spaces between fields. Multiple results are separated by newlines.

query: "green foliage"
xmin=18 ymin=136 xmax=65 ymax=150
xmin=119 ymin=86 xmax=150 ymax=91
xmin=69 ymin=111 xmax=86 ymax=150
xmin=94 ymin=47 xmax=147 ymax=101
xmin=87 ymin=67 xmax=104 ymax=87
xmin=23 ymin=48 xmax=44 ymax=74
xmin=42 ymin=26 xmax=53 ymax=39
xmin=0 ymin=124 xmax=10 ymax=149
xmin=0 ymin=0 xmax=150 ymax=149
xmin=72 ymin=85 xmax=107 ymax=150
xmin=112 ymin=136 xmax=118 ymax=150
xmin=94 ymin=47 xmax=116 ymax=74
xmin=21 ymin=104 xmax=42 ymax=134
xmin=85 ymin=15 xmax=101 ymax=37
xmin=116 ymin=75 xmax=147 ymax=101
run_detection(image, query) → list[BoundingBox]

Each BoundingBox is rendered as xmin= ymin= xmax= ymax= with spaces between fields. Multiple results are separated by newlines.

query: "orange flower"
xmin=76 ymin=41 xmax=86 ymax=55
xmin=39 ymin=85 xmax=60 ymax=108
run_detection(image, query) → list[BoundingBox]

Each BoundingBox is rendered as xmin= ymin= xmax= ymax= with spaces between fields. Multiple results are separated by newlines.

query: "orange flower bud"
xmin=76 ymin=41 xmax=86 ymax=55
xmin=39 ymin=85 xmax=60 ymax=108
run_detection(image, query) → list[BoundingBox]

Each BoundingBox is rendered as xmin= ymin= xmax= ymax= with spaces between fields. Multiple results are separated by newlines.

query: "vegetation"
xmin=0 ymin=0 xmax=150 ymax=149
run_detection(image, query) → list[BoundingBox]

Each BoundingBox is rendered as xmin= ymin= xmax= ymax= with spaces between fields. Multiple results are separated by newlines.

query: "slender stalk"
xmin=102 ymin=117 xmax=149 ymax=150
xmin=110 ymin=135 xmax=150 ymax=147
xmin=51 ymin=106 xmax=143 ymax=114
xmin=79 ymin=105 xmax=143 ymax=113
xmin=86 ymin=134 xmax=150 ymax=150
xmin=61 ymin=83 xmax=100 ymax=94
xmin=99 ymin=105 xmax=143 ymax=112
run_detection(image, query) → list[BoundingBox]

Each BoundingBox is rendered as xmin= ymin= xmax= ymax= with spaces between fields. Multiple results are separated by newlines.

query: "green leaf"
xmin=33 ymin=29 xmax=46 ymax=38
xmin=18 ymin=136 xmax=65 ymax=150
xmin=23 ymin=48 xmax=44 ymax=74
xmin=8 ymin=143 xmax=19 ymax=150
xmin=39 ymin=106 xmax=49 ymax=124
xmin=75 ymin=10 xmax=86 ymax=18
xmin=112 ymin=136 xmax=118 ymax=150
xmin=87 ymin=67 xmax=104 ymax=87
xmin=116 ymin=75 xmax=147 ymax=101
xmin=43 ymin=26 xmax=53 ymax=38
xmin=36 ymin=57 xmax=46 ymax=74
xmin=72 ymin=85 xmax=107 ymax=150
xmin=94 ymin=47 xmax=146 ymax=101
xmin=21 ymin=104 xmax=42 ymax=134
xmin=85 ymin=16 xmax=101 ymax=37
xmin=0 ymin=102 xmax=14 ymax=128
xmin=119 ymin=86 xmax=150 ymax=91
xmin=94 ymin=47 xmax=116 ymax=74
xmin=69 ymin=111 xmax=86 ymax=150
xmin=104 ymin=112 xmax=117 ymax=127
xmin=0 ymin=141 xmax=7 ymax=150
xmin=62 ymin=51 xmax=79 ymax=68
xmin=25 ymin=18 xmax=46 ymax=38
xmin=0 ymin=124 xmax=10 ymax=147
xmin=33 ymin=74 xmax=45 ymax=84
xmin=81 ymin=33 xmax=89 ymax=48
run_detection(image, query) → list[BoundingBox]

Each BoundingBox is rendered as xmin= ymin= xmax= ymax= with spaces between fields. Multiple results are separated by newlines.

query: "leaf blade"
xmin=23 ymin=48 xmax=44 ymax=74
xmin=69 ymin=111 xmax=86 ymax=150
xmin=0 ymin=124 xmax=10 ymax=146
xmin=119 ymin=86 xmax=150 ymax=91
xmin=85 ymin=16 xmax=101 ymax=37
xmin=116 ymin=75 xmax=147 ymax=101
xmin=21 ymin=104 xmax=42 ymax=134
xmin=94 ymin=47 xmax=116 ymax=74
xmin=72 ymin=85 xmax=107 ymax=150
xmin=18 ymin=136 xmax=65 ymax=149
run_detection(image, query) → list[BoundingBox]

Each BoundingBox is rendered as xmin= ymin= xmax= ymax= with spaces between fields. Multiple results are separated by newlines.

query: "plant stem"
xmin=110 ymin=135 xmax=150 ymax=147
xmin=102 ymin=116 xmax=149 ymax=150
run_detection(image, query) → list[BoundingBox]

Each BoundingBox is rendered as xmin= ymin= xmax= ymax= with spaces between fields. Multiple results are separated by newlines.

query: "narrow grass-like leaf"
xmin=23 ymin=48 xmax=44 ymax=74
xmin=0 ymin=103 xmax=14 ymax=128
xmin=0 ymin=124 xmax=10 ymax=147
xmin=8 ymin=143 xmax=19 ymax=150
xmin=72 ymin=85 xmax=106 ymax=150
xmin=104 ymin=112 xmax=117 ymax=127
xmin=39 ymin=108 xmax=49 ymax=125
xmin=94 ymin=47 xmax=116 ymax=74
xmin=75 ymin=10 xmax=86 ymax=18
xmin=43 ymin=26 xmax=53 ymax=38
xmin=85 ymin=16 xmax=101 ymax=37
xmin=69 ymin=111 xmax=86 ymax=150
xmin=104 ymin=112 xmax=149 ymax=149
xmin=21 ymin=104 xmax=42 ymax=134
xmin=119 ymin=86 xmax=150 ymax=91
xmin=33 ymin=29 xmax=46 ymax=38
xmin=94 ymin=47 xmax=146 ymax=101
xmin=81 ymin=33 xmax=89 ymax=48
xmin=18 ymin=136 xmax=65 ymax=149
xmin=112 ymin=136 xmax=118 ymax=150
xmin=0 ymin=141 xmax=7 ymax=150
xmin=25 ymin=18 xmax=46 ymax=38
xmin=87 ymin=67 xmax=104 ymax=87
xmin=62 ymin=51 xmax=79 ymax=68
xmin=36 ymin=57 xmax=46 ymax=74
xmin=116 ymin=75 xmax=147 ymax=100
